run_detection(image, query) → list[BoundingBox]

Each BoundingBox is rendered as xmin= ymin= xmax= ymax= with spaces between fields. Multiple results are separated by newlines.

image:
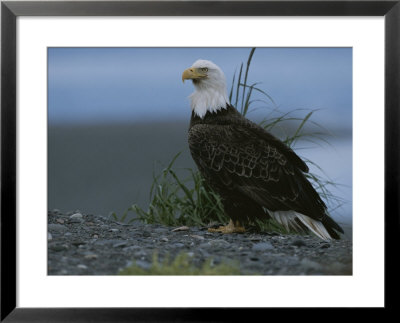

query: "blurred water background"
xmin=48 ymin=48 xmax=352 ymax=235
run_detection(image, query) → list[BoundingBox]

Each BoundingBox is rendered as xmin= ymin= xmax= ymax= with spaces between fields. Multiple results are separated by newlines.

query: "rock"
xmin=113 ymin=241 xmax=128 ymax=248
xmin=48 ymin=232 xmax=53 ymax=241
xmin=134 ymin=250 xmax=147 ymax=258
xmin=84 ymin=254 xmax=98 ymax=260
xmin=153 ymin=227 xmax=168 ymax=233
xmin=77 ymin=264 xmax=88 ymax=270
xmin=50 ymin=244 xmax=68 ymax=252
xmin=172 ymin=243 xmax=185 ymax=248
xmin=292 ymin=239 xmax=307 ymax=247
xmin=56 ymin=218 xmax=65 ymax=224
xmin=48 ymin=223 xmax=68 ymax=232
xmin=71 ymin=240 xmax=86 ymax=246
xmin=190 ymin=235 xmax=205 ymax=240
xmin=141 ymin=231 xmax=151 ymax=237
xmin=160 ymin=237 xmax=169 ymax=242
xmin=172 ymin=226 xmax=189 ymax=232
xmin=252 ymin=242 xmax=274 ymax=251
xmin=70 ymin=213 xmax=83 ymax=219
xmin=69 ymin=218 xmax=83 ymax=224
xmin=208 ymin=239 xmax=230 ymax=248
xmin=109 ymin=228 xmax=119 ymax=233
xmin=122 ymin=245 xmax=141 ymax=252
xmin=248 ymin=236 xmax=262 ymax=242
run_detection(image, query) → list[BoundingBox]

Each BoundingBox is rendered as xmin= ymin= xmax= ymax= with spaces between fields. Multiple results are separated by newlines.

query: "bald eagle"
xmin=182 ymin=59 xmax=343 ymax=240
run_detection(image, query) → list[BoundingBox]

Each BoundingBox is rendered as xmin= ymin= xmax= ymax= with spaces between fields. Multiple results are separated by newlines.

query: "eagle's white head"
xmin=182 ymin=59 xmax=230 ymax=118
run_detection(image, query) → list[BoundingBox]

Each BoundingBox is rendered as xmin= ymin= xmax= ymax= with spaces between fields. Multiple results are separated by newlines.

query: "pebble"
xmin=292 ymin=239 xmax=307 ymax=247
xmin=252 ymin=242 xmax=274 ymax=251
xmin=172 ymin=226 xmax=189 ymax=232
xmin=70 ymin=213 xmax=83 ymax=219
xmin=71 ymin=240 xmax=86 ymax=246
xmin=48 ymin=232 xmax=53 ymax=241
xmin=113 ymin=241 xmax=128 ymax=248
xmin=122 ymin=245 xmax=141 ymax=252
xmin=69 ymin=218 xmax=83 ymax=224
xmin=109 ymin=228 xmax=119 ymax=233
xmin=190 ymin=235 xmax=205 ymax=240
xmin=77 ymin=264 xmax=88 ymax=270
xmin=50 ymin=244 xmax=68 ymax=252
xmin=48 ymin=223 xmax=68 ymax=232
xmin=208 ymin=239 xmax=230 ymax=248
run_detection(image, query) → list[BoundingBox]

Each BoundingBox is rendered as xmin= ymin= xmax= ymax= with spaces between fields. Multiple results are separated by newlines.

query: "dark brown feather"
xmin=188 ymin=105 xmax=343 ymax=237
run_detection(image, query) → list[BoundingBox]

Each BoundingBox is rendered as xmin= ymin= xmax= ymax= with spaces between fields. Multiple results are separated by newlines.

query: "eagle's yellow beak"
xmin=182 ymin=67 xmax=207 ymax=83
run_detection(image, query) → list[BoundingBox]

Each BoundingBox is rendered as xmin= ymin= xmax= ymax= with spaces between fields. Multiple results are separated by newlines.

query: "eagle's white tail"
xmin=270 ymin=210 xmax=332 ymax=240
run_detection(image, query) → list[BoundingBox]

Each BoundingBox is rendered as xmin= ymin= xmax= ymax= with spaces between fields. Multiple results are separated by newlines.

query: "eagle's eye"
xmin=201 ymin=67 xmax=209 ymax=72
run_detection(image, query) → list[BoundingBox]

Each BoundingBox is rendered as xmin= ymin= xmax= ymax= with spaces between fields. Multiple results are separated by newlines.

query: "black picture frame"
xmin=1 ymin=0 xmax=398 ymax=321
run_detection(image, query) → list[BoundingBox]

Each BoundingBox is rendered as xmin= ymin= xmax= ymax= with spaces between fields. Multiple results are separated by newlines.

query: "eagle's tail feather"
xmin=270 ymin=210 xmax=341 ymax=240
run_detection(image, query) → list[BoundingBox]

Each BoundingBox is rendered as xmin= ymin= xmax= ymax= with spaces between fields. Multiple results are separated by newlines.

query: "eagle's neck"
xmin=189 ymin=81 xmax=229 ymax=118
xmin=190 ymin=104 xmax=241 ymax=129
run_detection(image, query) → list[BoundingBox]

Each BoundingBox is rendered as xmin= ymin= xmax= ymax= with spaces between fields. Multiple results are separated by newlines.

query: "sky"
xmin=48 ymin=47 xmax=352 ymax=129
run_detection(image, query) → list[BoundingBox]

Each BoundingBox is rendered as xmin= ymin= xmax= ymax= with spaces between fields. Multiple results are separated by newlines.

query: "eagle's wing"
xmin=188 ymin=122 xmax=342 ymax=238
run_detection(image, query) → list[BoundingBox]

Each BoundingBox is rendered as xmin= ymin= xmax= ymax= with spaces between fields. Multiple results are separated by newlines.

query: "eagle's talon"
xmin=207 ymin=220 xmax=246 ymax=234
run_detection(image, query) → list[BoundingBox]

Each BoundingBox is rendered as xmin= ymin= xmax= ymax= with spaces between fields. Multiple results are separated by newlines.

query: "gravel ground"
xmin=48 ymin=210 xmax=352 ymax=275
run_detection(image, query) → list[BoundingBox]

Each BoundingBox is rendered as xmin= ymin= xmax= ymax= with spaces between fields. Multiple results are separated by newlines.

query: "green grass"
xmin=113 ymin=48 xmax=344 ymax=233
xmin=119 ymin=252 xmax=241 ymax=275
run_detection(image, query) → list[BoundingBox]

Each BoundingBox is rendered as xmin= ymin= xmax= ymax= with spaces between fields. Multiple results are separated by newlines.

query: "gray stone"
xmin=208 ymin=239 xmax=230 ymax=248
xmin=70 ymin=213 xmax=83 ymax=219
xmin=190 ymin=235 xmax=205 ymax=240
xmin=48 ymin=232 xmax=53 ymax=241
xmin=113 ymin=241 xmax=128 ymax=248
xmin=172 ymin=226 xmax=189 ymax=232
xmin=122 ymin=245 xmax=141 ymax=252
xmin=292 ymin=239 xmax=307 ymax=247
xmin=141 ymin=231 xmax=151 ymax=237
xmin=48 ymin=223 xmax=68 ymax=232
xmin=50 ymin=244 xmax=68 ymax=252
xmin=69 ymin=218 xmax=83 ymax=223
xmin=71 ymin=240 xmax=86 ymax=246
xmin=252 ymin=242 xmax=274 ymax=251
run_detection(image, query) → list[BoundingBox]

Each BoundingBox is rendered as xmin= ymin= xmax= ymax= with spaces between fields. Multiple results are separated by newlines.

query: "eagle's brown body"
xmin=188 ymin=104 xmax=343 ymax=239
